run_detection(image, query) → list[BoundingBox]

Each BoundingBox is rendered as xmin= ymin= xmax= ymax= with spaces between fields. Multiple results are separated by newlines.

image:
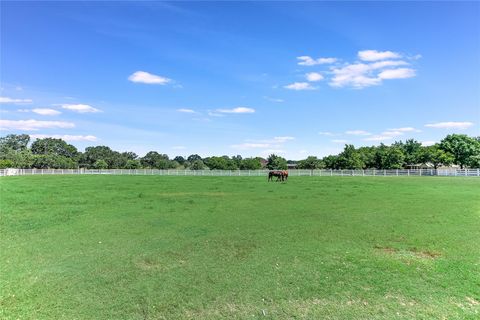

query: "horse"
xmin=268 ymin=170 xmax=288 ymax=182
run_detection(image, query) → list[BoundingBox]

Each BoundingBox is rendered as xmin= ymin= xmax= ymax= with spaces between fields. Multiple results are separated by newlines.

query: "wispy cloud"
xmin=0 ymin=96 xmax=33 ymax=104
xmin=369 ymin=60 xmax=409 ymax=69
xmin=318 ymin=131 xmax=335 ymax=136
xmin=263 ymin=96 xmax=284 ymax=103
xmin=177 ymin=108 xmax=196 ymax=113
xmin=128 ymin=71 xmax=172 ymax=85
xmin=216 ymin=107 xmax=255 ymax=114
xmin=207 ymin=111 xmax=225 ymax=117
xmin=389 ymin=127 xmax=421 ymax=133
xmin=425 ymin=121 xmax=474 ymax=129
xmin=364 ymin=135 xmax=393 ymax=141
xmin=297 ymin=56 xmax=337 ymax=66
xmin=31 ymin=108 xmax=61 ymax=116
xmin=381 ymin=130 xmax=404 ymax=137
xmin=331 ymin=139 xmax=349 ymax=143
xmin=358 ymin=50 xmax=401 ymax=61
xmin=30 ymin=134 xmax=97 ymax=141
xmin=273 ymin=136 xmax=295 ymax=142
xmin=284 ymin=82 xmax=317 ymax=90
xmin=305 ymin=72 xmax=324 ymax=82
xmin=291 ymin=50 xmax=419 ymax=89
xmin=0 ymin=119 xmax=75 ymax=131
xmin=329 ymin=61 xmax=416 ymax=88
xmin=330 ymin=63 xmax=382 ymax=88
xmin=61 ymin=104 xmax=101 ymax=113
xmin=378 ymin=68 xmax=416 ymax=79
xmin=345 ymin=130 xmax=371 ymax=136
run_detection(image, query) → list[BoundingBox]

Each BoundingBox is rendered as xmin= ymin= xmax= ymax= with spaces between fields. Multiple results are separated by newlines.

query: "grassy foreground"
xmin=1 ymin=175 xmax=479 ymax=319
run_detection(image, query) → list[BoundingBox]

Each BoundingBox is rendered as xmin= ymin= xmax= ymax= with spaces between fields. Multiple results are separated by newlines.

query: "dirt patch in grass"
xmin=374 ymin=246 xmax=441 ymax=260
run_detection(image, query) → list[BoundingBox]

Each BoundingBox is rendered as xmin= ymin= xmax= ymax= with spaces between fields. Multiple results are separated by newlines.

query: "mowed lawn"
xmin=1 ymin=176 xmax=479 ymax=319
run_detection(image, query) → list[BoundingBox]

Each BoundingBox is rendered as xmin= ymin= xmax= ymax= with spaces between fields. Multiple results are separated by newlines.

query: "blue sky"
xmin=1 ymin=1 xmax=479 ymax=159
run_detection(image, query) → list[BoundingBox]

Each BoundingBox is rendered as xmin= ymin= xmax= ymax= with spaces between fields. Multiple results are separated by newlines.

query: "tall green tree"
xmin=394 ymin=139 xmax=422 ymax=166
xmin=93 ymin=159 xmax=108 ymax=169
xmin=266 ymin=154 xmax=287 ymax=170
xmin=239 ymin=157 xmax=262 ymax=170
xmin=31 ymin=138 xmax=78 ymax=159
xmin=187 ymin=154 xmax=202 ymax=162
xmin=440 ymin=134 xmax=480 ymax=168
xmin=357 ymin=146 xmax=376 ymax=169
xmin=81 ymin=146 xmax=117 ymax=168
xmin=322 ymin=155 xmax=340 ymax=169
xmin=418 ymin=145 xmax=454 ymax=169
xmin=174 ymin=156 xmax=186 ymax=165
xmin=375 ymin=144 xmax=405 ymax=169
xmin=337 ymin=145 xmax=364 ymax=169
xmin=0 ymin=134 xmax=30 ymax=152
xmin=297 ymin=156 xmax=323 ymax=169
xmin=189 ymin=159 xmax=206 ymax=170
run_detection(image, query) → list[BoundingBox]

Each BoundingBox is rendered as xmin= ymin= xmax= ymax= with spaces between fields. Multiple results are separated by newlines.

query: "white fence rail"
xmin=1 ymin=168 xmax=479 ymax=177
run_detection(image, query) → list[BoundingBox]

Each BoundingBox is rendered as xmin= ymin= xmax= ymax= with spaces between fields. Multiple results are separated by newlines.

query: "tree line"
xmin=0 ymin=134 xmax=479 ymax=170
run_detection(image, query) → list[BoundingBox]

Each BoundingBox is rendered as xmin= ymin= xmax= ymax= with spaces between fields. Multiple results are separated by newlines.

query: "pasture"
xmin=1 ymin=175 xmax=479 ymax=319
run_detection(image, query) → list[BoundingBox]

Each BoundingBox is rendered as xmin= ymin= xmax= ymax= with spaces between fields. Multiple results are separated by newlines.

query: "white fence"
xmin=1 ymin=168 xmax=479 ymax=177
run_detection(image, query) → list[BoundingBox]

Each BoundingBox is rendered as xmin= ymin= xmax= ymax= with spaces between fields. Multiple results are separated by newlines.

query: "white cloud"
xmin=207 ymin=111 xmax=224 ymax=117
xmin=378 ymin=68 xmax=416 ymax=79
xmin=369 ymin=60 xmax=409 ymax=69
xmin=297 ymin=56 xmax=337 ymax=66
xmin=32 ymin=108 xmax=61 ymax=116
xmin=284 ymin=82 xmax=317 ymax=90
xmin=305 ymin=72 xmax=324 ymax=82
xmin=331 ymin=139 xmax=349 ymax=143
xmin=381 ymin=130 xmax=404 ymax=137
xmin=216 ymin=107 xmax=255 ymax=114
xmin=364 ymin=135 xmax=393 ymax=141
xmin=345 ymin=130 xmax=371 ymax=136
xmin=358 ymin=50 xmax=401 ymax=61
xmin=61 ymin=104 xmax=100 ymax=113
xmin=318 ymin=131 xmax=335 ymax=136
xmin=128 ymin=71 xmax=171 ymax=85
xmin=389 ymin=127 xmax=421 ymax=133
xmin=273 ymin=136 xmax=295 ymax=142
xmin=0 ymin=96 xmax=33 ymax=104
xmin=421 ymin=141 xmax=436 ymax=146
xmin=30 ymin=134 xmax=97 ymax=141
xmin=330 ymin=62 xmax=416 ymax=88
xmin=263 ymin=96 xmax=284 ymax=103
xmin=177 ymin=108 xmax=196 ymax=113
xmin=0 ymin=119 xmax=75 ymax=131
xmin=330 ymin=63 xmax=381 ymax=88
xmin=425 ymin=121 xmax=474 ymax=130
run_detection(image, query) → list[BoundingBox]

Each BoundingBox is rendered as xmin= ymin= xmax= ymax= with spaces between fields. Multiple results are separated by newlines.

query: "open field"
xmin=1 ymin=176 xmax=479 ymax=319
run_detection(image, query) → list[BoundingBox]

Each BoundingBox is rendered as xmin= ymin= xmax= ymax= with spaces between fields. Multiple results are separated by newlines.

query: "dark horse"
xmin=268 ymin=170 xmax=288 ymax=182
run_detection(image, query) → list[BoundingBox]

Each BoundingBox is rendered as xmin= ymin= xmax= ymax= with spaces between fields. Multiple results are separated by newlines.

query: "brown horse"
xmin=268 ymin=170 xmax=288 ymax=182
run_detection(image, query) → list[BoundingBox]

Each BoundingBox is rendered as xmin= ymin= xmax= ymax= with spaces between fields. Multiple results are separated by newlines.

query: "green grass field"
xmin=1 ymin=175 xmax=479 ymax=319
